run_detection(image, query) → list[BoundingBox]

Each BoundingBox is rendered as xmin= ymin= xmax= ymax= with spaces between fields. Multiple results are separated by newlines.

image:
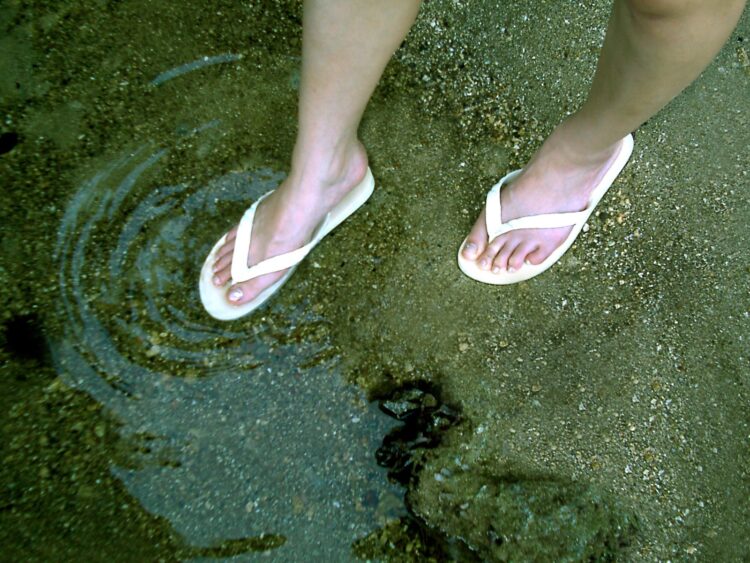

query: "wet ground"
xmin=1 ymin=0 xmax=749 ymax=561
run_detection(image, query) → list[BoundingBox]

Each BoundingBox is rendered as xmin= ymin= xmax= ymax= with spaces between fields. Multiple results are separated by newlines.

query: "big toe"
xmin=226 ymin=271 xmax=285 ymax=306
xmin=461 ymin=208 xmax=488 ymax=260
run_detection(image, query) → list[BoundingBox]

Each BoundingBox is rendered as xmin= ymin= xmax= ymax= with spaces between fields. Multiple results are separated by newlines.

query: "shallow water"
xmin=1 ymin=0 xmax=749 ymax=561
xmin=51 ymin=139 xmax=403 ymax=559
xmin=2 ymin=4 xmax=405 ymax=557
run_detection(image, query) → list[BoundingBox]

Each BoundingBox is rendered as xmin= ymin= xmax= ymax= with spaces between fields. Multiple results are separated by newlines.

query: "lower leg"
xmin=462 ymin=0 xmax=746 ymax=273
xmin=560 ymin=0 xmax=747 ymax=154
xmin=291 ymin=0 xmax=422 ymax=190
xmin=213 ymin=0 xmax=421 ymax=305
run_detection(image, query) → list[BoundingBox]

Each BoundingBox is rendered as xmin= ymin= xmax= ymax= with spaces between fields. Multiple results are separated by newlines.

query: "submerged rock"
xmin=0 ymin=131 xmax=19 ymax=155
xmin=375 ymin=384 xmax=461 ymax=485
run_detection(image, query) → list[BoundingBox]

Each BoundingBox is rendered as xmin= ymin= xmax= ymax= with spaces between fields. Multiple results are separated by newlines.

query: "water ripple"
xmin=150 ymin=53 xmax=244 ymax=86
xmin=51 ymin=126 xmax=402 ymax=560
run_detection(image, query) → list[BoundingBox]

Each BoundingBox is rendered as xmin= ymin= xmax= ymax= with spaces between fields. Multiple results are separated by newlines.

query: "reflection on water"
xmin=51 ymin=130 xmax=403 ymax=560
xmin=150 ymin=53 xmax=245 ymax=86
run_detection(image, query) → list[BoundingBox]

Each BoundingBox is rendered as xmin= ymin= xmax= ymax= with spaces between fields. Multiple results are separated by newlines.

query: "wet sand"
xmin=1 ymin=0 xmax=748 ymax=560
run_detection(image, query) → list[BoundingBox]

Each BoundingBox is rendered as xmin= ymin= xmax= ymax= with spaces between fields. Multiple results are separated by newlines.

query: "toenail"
xmin=492 ymin=266 xmax=501 ymax=274
xmin=213 ymin=275 xmax=222 ymax=286
xmin=228 ymin=287 xmax=243 ymax=302
xmin=508 ymin=267 xmax=516 ymax=273
xmin=480 ymin=258 xmax=490 ymax=269
xmin=464 ymin=242 xmax=477 ymax=255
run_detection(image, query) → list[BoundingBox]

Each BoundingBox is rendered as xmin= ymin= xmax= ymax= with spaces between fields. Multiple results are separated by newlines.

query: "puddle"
xmin=49 ymin=91 xmax=404 ymax=559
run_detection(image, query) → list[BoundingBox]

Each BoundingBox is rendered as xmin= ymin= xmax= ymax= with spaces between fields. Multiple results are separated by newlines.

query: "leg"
xmin=212 ymin=0 xmax=421 ymax=305
xmin=461 ymin=0 xmax=746 ymax=275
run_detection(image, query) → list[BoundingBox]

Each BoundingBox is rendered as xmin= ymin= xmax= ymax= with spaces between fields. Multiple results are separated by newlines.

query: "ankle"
xmin=552 ymin=116 xmax=622 ymax=165
xmin=289 ymin=137 xmax=367 ymax=191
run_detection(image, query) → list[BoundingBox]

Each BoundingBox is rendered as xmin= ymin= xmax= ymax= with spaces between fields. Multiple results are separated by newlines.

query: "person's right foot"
xmin=211 ymin=141 xmax=369 ymax=306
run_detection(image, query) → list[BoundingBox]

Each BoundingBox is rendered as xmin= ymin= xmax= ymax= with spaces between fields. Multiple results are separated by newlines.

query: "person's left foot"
xmin=461 ymin=123 xmax=624 ymax=274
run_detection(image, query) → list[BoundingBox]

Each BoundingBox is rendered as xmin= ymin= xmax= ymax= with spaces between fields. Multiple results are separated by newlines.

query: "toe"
xmin=492 ymin=239 xmax=517 ymax=272
xmin=508 ymin=242 xmax=537 ymax=271
xmin=479 ymin=235 xmax=505 ymax=271
xmin=212 ymin=264 xmax=232 ymax=287
xmin=216 ymin=228 xmax=238 ymax=261
xmin=525 ymin=246 xmax=547 ymax=266
xmin=227 ymin=280 xmax=259 ymax=305
xmin=210 ymin=245 xmax=235 ymax=287
xmin=462 ymin=208 xmax=488 ymax=260
xmin=213 ymin=252 xmax=233 ymax=276
xmin=226 ymin=271 xmax=284 ymax=306
xmin=227 ymin=283 xmax=245 ymax=303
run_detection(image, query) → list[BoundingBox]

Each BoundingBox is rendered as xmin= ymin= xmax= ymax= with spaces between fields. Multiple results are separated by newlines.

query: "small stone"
xmin=531 ymin=384 xmax=541 ymax=393
xmin=292 ymin=495 xmax=305 ymax=515
xmin=459 ymin=342 xmax=469 ymax=352
xmin=77 ymin=485 xmax=95 ymax=499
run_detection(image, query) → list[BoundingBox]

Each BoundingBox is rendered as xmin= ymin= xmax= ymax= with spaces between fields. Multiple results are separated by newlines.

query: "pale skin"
xmin=212 ymin=0 xmax=746 ymax=304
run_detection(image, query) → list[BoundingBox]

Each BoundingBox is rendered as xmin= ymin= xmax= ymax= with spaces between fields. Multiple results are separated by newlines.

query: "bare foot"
xmin=461 ymin=120 xmax=624 ymax=274
xmin=211 ymin=141 xmax=369 ymax=306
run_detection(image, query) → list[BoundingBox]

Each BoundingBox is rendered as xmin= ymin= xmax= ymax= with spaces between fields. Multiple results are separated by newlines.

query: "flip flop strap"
xmin=484 ymin=173 xmax=590 ymax=240
xmin=231 ymin=194 xmax=330 ymax=283
xmin=484 ymin=181 xmax=505 ymax=239
xmin=487 ymin=209 xmax=590 ymax=239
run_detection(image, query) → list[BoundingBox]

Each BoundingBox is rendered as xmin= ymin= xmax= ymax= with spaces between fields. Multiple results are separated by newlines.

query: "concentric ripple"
xmin=51 ymin=119 xmax=402 ymax=559
xmin=55 ymin=133 xmax=289 ymax=384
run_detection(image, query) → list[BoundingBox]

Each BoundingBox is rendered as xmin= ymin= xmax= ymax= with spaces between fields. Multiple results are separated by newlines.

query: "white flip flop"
xmin=199 ymin=167 xmax=375 ymax=320
xmin=457 ymin=134 xmax=634 ymax=284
